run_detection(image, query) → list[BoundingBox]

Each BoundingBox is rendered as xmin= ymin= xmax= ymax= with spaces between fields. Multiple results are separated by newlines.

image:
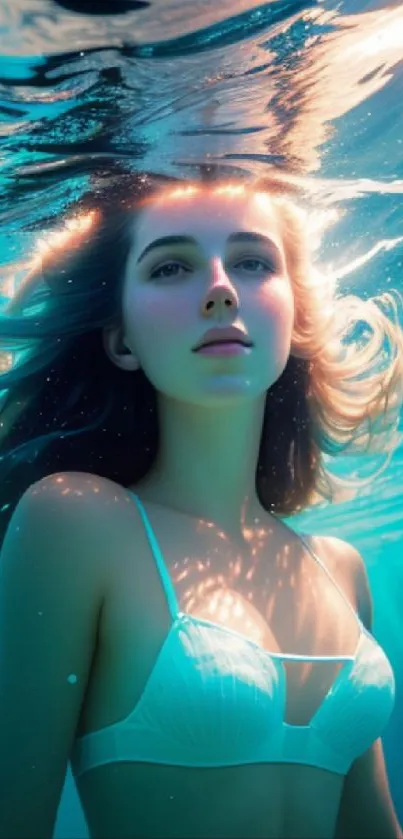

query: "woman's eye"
xmin=149 ymin=256 xmax=274 ymax=280
xmin=236 ymin=257 xmax=273 ymax=273
xmin=150 ymin=261 xmax=190 ymax=280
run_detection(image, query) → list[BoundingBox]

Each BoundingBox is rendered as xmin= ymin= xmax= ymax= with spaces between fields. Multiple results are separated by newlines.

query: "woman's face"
xmin=121 ymin=187 xmax=295 ymax=406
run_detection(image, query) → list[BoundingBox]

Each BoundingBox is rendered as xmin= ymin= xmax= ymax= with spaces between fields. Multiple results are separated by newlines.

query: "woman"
xmin=0 ymin=170 xmax=402 ymax=839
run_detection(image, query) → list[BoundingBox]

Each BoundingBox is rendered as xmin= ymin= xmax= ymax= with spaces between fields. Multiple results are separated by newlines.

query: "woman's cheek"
xmin=259 ymin=280 xmax=294 ymax=334
xmin=128 ymin=292 xmax=190 ymax=355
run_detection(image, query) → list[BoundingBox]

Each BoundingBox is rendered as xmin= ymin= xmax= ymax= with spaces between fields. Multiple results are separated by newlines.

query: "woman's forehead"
xmin=133 ymin=187 xmax=280 ymax=241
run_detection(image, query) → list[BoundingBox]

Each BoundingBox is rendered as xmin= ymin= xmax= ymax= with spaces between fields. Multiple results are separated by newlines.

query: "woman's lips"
xmin=195 ymin=342 xmax=252 ymax=356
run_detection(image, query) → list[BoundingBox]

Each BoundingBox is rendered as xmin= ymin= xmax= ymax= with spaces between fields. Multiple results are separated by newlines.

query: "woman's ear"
xmin=102 ymin=323 xmax=140 ymax=371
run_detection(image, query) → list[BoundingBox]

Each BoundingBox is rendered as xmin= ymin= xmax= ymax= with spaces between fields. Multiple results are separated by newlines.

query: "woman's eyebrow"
xmin=136 ymin=231 xmax=282 ymax=264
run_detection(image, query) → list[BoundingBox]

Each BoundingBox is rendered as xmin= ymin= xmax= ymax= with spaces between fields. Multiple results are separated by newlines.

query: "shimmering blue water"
xmin=0 ymin=1 xmax=402 ymax=835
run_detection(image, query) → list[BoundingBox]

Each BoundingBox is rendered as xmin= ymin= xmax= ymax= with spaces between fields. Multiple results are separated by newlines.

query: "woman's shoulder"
xmin=23 ymin=470 xmax=134 ymax=520
xmin=27 ymin=469 xmax=126 ymax=501
xmin=14 ymin=471 xmax=131 ymax=583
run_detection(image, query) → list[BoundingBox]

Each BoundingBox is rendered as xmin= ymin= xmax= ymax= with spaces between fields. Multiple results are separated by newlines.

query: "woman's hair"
xmin=0 ymin=168 xmax=402 ymax=546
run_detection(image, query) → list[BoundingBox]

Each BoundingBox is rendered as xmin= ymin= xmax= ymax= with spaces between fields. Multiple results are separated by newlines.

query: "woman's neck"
xmin=133 ymin=392 xmax=268 ymax=543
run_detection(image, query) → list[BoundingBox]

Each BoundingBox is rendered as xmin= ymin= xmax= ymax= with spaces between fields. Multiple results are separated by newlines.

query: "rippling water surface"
xmin=0 ymin=1 xmax=402 ymax=834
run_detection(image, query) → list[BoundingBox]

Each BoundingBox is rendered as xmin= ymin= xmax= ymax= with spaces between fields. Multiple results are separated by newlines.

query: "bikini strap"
xmin=129 ymin=492 xmax=179 ymax=621
xmin=298 ymin=532 xmax=364 ymax=631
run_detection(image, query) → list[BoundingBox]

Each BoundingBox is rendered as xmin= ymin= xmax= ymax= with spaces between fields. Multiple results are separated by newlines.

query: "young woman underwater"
xmin=0 ymin=170 xmax=402 ymax=839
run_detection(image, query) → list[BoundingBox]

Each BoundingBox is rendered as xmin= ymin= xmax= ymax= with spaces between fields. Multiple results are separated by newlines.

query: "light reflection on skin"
xmin=166 ymin=512 xmax=341 ymax=669
xmin=29 ymin=476 xmax=350 ymax=715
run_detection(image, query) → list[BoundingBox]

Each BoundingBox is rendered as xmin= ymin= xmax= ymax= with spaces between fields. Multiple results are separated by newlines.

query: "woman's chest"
xmin=81 ymin=505 xmax=360 ymax=733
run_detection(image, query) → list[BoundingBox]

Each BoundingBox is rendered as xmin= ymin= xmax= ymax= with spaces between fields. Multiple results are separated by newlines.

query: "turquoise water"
xmin=0 ymin=1 xmax=402 ymax=835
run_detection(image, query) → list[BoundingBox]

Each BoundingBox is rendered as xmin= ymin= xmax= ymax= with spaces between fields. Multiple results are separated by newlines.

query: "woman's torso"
xmin=71 ymin=477 xmax=393 ymax=839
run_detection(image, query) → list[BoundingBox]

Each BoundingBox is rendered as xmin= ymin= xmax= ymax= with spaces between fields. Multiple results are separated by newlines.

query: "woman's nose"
xmin=200 ymin=257 xmax=239 ymax=315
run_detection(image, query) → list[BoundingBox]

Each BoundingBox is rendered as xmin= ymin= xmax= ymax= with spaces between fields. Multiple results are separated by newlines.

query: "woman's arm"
xmin=0 ymin=473 xmax=105 ymax=839
xmin=336 ymin=737 xmax=403 ymax=839
xmin=335 ymin=541 xmax=402 ymax=839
